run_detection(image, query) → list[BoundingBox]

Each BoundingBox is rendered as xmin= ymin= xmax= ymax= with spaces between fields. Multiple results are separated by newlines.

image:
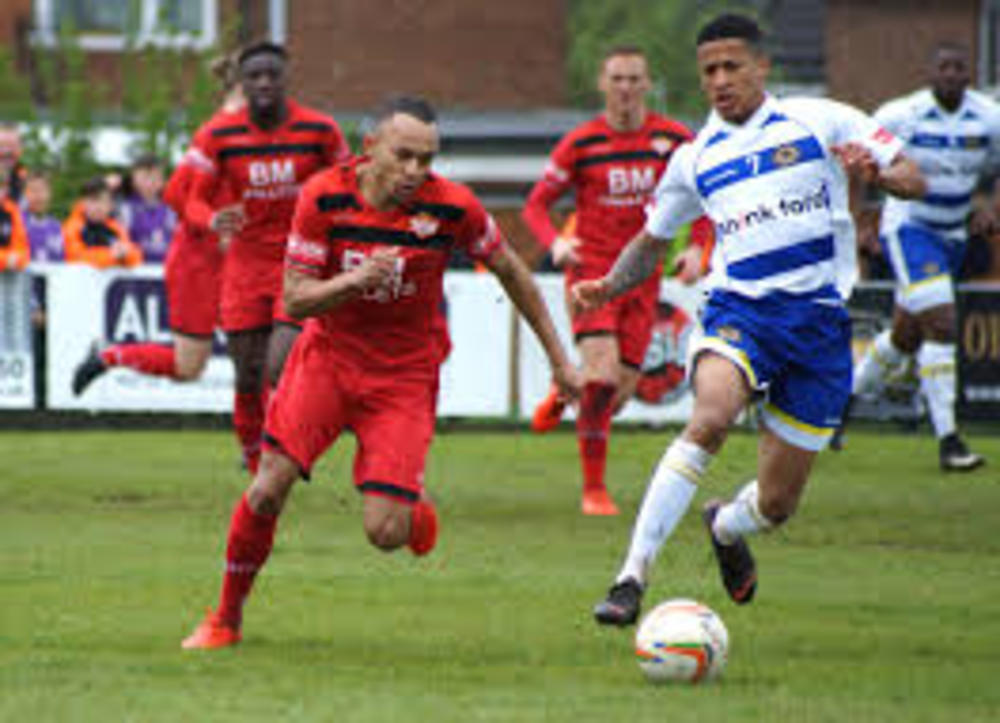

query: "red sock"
xmin=216 ymin=494 xmax=277 ymax=628
xmin=101 ymin=344 xmax=177 ymax=378
xmin=233 ymin=391 xmax=266 ymax=474
xmin=577 ymin=381 xmax=616 ymax=493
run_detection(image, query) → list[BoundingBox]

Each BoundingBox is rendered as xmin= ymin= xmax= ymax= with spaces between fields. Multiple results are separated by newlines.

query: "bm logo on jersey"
xmin=608 ymin=167 xmax=657 ymax=196
xmin=772 ymin=144 xmax=802 ymax=167
xmin=249 ymin=159 xmax=295 ymax=186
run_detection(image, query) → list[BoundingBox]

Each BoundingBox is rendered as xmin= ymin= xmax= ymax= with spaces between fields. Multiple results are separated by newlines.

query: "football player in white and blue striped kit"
xmin=842 ymin=43 xmax=996 ymax=470
xmin=580 ymin=14 xmax=927 ymax=625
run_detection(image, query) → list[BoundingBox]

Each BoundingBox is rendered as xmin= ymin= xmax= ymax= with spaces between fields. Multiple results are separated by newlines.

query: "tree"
xmin=568 ymin=0 xmax=766 ymax=119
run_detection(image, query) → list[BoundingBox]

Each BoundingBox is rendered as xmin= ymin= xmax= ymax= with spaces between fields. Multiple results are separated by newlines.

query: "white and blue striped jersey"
xmin=876 ymin=88 xmax=1000 ymax=241
xmin=645 ymin=95 xmax=903 ymax=302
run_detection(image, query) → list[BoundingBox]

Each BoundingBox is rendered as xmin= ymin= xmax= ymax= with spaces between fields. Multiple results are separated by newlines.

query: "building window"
xmin=34 ymin=0 xmax=217 ymax=50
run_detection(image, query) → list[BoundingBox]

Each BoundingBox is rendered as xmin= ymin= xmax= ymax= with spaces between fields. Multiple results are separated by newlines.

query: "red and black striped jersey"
xmin=524 ymin=113 xmax=694 ymax=269
xmin=186 ymin=99 xmax=350 ymax=260
xmin=286 ymin=158 xmax=503 ymax=371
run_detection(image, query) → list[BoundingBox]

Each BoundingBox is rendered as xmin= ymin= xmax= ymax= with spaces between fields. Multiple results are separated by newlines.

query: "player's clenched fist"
xmin=351 ymin=248 xmax=399 ymax=291
xmin=210 ymin=203 xmax=246 ymax=236
xmin=571 ymin=277 xmax=612 ymax=315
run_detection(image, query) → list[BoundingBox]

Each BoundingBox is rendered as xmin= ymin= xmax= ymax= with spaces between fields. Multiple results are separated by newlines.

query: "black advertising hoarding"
xmin=958 ymin=284 xmax=1000 ymax=420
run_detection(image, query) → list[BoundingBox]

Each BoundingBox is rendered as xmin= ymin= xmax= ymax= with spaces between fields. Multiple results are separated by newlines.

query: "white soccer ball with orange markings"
xmin=635 ymin=598 xmax=729 ymax=683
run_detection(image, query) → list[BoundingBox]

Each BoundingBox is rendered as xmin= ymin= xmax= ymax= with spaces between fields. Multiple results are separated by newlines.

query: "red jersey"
xmin=523 ymin=113 xmax=698 ymax=270
xmin=286 ymin=159 xmax=503 ymax=372
xmin=186 ymin=99 xmax=350 ymax=261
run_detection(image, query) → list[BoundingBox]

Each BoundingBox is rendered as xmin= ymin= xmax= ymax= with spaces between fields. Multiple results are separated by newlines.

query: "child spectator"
xmin=63 ymin=177 xmax=142 ymax=268
xmin=0 ymin=175 xmax=29 ymax=271
xmin=118 ymin=154 xmax=175 ymax=263
xmin=21 ymin=170 xmax=63 ymax=262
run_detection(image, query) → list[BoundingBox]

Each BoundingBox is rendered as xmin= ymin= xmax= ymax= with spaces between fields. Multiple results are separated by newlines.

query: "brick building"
xmin=5 ymin=0 xmax=567 ymax=111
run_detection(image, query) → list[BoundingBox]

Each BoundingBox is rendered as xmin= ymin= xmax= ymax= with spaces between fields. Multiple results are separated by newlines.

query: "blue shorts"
xmin=880 ymin=223 xmax=965 ymax=313
xmin=692 ymin=289 xmax=852 ymax=451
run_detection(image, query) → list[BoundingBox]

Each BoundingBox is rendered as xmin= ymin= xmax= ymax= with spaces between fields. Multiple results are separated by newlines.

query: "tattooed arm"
xmin=571 ymin=231 xmax=672 ymax=313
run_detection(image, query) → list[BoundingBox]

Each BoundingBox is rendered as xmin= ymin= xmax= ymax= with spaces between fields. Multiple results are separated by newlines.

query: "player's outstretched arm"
xmin=571 ymin=230 xmax=671 ymax=315
xmin=486 ymin=245 xmax=581 ymax=401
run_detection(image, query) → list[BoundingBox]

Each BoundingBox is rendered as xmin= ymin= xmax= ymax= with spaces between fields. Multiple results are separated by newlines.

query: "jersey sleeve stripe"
xmin=575 ymin=150 xmax=662 ymax=169
xmin=290 ymin=121 xmax=336 ymax=133
xmin=218 ymin=143 xmax=326 ymax=160
xmin=211 ymin=125 xmax=251 ymax=137
xmin=317 ymin=193 xmax=362 ymax=212
xmin=407 ymin=201 xmax=466 ymax=221
xmin=327 ymin=224 xmax=453 ymax=250
xmin=572 ymin=134 xmax=610 ymax=148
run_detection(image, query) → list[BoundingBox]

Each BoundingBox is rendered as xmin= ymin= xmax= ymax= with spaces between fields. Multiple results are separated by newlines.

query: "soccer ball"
xmin=635 ymin=598 xmax=729 ymax=683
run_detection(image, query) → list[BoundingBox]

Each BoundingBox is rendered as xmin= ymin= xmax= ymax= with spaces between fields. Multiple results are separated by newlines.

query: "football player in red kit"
xmin=181 ymin=96 xmax=581 ymax=650
xmin=181 ymin=41 xmax=349 ymax=473
xmin=522 ymin=46 xmax=711 ymax=516
xmin=71 ymin=55 xmax=244 ymax=394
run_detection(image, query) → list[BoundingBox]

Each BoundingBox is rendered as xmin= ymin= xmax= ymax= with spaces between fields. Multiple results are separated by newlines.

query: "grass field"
xmin=1 ymin=426 xmax=998 ymax=722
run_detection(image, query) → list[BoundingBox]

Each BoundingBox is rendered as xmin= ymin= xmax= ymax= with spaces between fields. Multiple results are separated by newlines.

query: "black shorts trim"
xmin=262 ymin=432 xmax=311 ymax=482
xmin=358 ymin=480 xmax=419 ymax=504
xmin=574 ymin=329 xmax=615 ymax=343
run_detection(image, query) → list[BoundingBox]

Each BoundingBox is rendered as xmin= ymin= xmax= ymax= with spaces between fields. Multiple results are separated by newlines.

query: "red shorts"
xmin=165 ymin=228 xmax=222 ymax=338
xmin=220 ymin=240 xmax=300 ymax=332
xmin=263 ymin=330 xmax=437 ymax=503
xmin=565 ymin=265 xmax=659 ymax=368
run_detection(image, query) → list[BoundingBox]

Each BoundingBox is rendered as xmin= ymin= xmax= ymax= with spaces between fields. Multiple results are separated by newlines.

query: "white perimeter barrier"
xmin=41 ymin=264 xmax=512 ymax=416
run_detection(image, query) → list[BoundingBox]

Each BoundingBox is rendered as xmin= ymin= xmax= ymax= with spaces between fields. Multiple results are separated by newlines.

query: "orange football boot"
xmin=582 ymin=487 xmax=619 ymax=516
xmin=181 ymin=610 xmax=242 ymax=650
xmin=531 ymin=387 xmax=567 ymax=433
xmin=408 ymin=495 xmax=439 ymax=557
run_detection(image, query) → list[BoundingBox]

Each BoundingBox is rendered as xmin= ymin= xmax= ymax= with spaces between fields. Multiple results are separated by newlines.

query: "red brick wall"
xmin=826 ymin=0 xmax=981 ymax=111
xmin=285 ymin=0 xmax=567 ymax=112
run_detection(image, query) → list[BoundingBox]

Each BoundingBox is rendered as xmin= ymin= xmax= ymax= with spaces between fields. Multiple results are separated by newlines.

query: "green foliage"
xmin=0 ymin=14 xmax=224 ymax=215
xmin=567 ymin=0 xmax=765 ymax=119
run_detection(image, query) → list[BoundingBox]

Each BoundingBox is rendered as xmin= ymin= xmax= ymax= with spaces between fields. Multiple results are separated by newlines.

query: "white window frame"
xmin=33 ymin=0 xmax=218 ymax=51
xmin=269 ymin=0 xmax=287 ymax=44
xmin=979 ymin=0 xmax=1000 ymax=90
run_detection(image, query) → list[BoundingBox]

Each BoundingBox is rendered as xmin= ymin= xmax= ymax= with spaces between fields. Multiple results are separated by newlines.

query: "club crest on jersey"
xmin=409 ymin=213 xmax=440 ymax=239
xmin=651 ymin=137 xmax=676 ymax=156
xmin=715 ymin=326 xmax=742 ymax=343
xmin=922 ymin=261 xmax=941 ymax=275
xmin=772 ymin=144 xmax=802 ymax=166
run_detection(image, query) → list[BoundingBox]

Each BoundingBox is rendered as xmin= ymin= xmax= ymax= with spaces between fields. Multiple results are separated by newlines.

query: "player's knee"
xmin=921 ymin=315 xmax=955 ymax=343
xmin=247 ymin=457 xmax=297 ymax=516
xmin=174 ymin=354 xmax=208 ymax=381
xmin=757 ymin=490 xmax=796 ymax=525
xmin=364 ymin=514 xmax=408 ymax=551
xmin=685 ymin=409 xmax=731 ymax=452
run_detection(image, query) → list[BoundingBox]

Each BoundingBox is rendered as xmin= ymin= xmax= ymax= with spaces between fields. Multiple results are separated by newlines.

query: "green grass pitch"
xmin=1 ymin=427 xmax=998 ymax=722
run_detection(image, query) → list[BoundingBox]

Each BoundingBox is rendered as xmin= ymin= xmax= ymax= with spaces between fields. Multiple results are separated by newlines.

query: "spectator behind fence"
xmin=0 ymin=174 xmax=29 ymax=271
xmin=21 ymin=170 xmax=63 ymax=263
xmin=0 ymin=123 xmax=24 ymax=202
xmin=63 ymin=177 xmax=143 ymax=268
xmin=118 ymin=154 xmax=175 ymax=263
